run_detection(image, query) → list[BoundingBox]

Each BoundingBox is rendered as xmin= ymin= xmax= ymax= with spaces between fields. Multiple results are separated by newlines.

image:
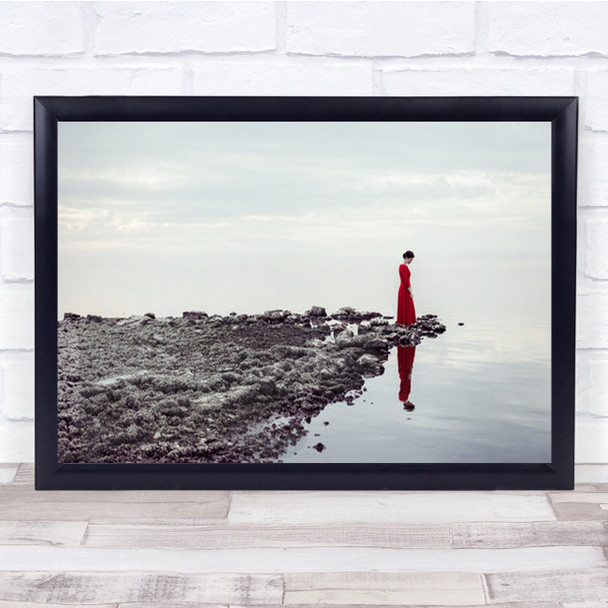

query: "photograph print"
xmin=55 ymin=114 xmax=553 ymax=466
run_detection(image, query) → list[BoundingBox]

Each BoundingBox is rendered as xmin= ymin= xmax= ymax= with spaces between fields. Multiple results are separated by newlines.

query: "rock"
xmin=398 ymin=334 xmax=420 ymax=346
xmin=357 ymin=353 xmax=380 ymax=368
xmin=458 ymin=322 xmax=464 ymax=326
xmin=370 ymin=316 xmax=389 ymax=327
xmin=331 ymin=306 xmax=357 ymax=320
xmin=86 ymin=314 xmax=103 ymax=323
xmin=264 ymin=309 xmax=291 ymax=323
xmin=323 ymin=421 xmax=330 ymax=426
xmin=363 ymin=338 xmax=390 ymax=353
xmin=313 ymin=442 xmax=326 ymax=452
xmin=64 ymin=312 xmax=81 ymax=321
xmin=335 ymin=331 xmax=355 ymax=349
xmin=358 ymin=322 xmax=373 ymax=334
xmin=306 ymin=306 xmax=327 ymax=317
xmin=332 ymin=323 xmax=347 ymax=336
xmin=144 ymin=312 xmax=155 ymax=319
xmin=183 ymin=311 xmax=208 ymax=320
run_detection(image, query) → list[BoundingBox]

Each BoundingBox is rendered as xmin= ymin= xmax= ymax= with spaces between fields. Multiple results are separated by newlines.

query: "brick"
xmin=0 ymin=2 xmax=86 ymax=57
xmin=577 ymin=293 xmax=608 ymax=349
xmin=578 ymin=139 xmax=608 ymax=206
xmin=585 ymin=220 xmax=608 ymax=280
xmin=0 ymin=420 xmax=33 ymax=463
xmin=382 ymin=67 xmax=575 ymax=96
xmin=488 ymin=2 xmax=608 ymax=57
xmin=585 ymin=72 xmax=608 ymax=132
xmin=95 ymin=1 xmax=276 ymax=55
xmin=0 ymin=353 xmax=33 ymax=421
xmin=0 ymin=135 xmax=32 ymax=205
xmin=286 ymin=2 xmax=475 ymax=57
xmin=0 ymin=284 xmax=33 ymax=350
xmin=191 ymin=62 xmax=374 ymax=96
xmin=577 ymin=415 xmax=608 ymax=463
xmin=0 ymin=66 xmax=184 ymax=132
xmin=0 ymin=207 xmax=33 ymax=282
xmin=577 ymin=356 xmax=608 ymax=417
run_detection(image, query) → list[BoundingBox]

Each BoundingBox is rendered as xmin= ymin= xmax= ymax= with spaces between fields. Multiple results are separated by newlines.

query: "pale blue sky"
xmin=58 ymin=120 xmax=551 ymax=339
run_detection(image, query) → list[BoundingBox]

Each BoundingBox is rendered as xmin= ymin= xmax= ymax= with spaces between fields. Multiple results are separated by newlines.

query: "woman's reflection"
xmin=397 ymin=345 xmax=416 ymax=412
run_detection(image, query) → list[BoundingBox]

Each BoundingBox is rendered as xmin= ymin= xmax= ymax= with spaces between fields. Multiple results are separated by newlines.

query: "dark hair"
xmin=403 ymin=250 xmax=415 ymax=259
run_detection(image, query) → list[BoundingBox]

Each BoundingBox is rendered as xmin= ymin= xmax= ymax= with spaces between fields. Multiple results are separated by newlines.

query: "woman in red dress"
xmin=397 ymin=250 xmax=416 ymax=326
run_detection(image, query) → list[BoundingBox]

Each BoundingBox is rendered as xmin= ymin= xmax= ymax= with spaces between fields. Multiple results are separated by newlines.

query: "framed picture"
xmin=34 ymin=96 xmax=577 ymax=490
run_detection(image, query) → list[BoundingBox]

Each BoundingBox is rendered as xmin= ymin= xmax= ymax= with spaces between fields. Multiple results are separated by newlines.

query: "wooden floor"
xmin=0 ymin=464 xmax=607 ymax=607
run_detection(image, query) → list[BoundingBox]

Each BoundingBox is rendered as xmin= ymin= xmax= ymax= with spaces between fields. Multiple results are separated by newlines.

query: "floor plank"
xmin=0 ymin=521 xmax=88 ymax=547
xmin=450 ymin=521 xmax=608 ymax=549
xmin=229 ymin=605 xmax=561 ymax=608
xmin=12 ymin=464 xmax=33 ymax=486
xmin=562 ymin=603 xmax=608 ymax=608
xmin=550 ymin=502 xmax=608 ymax=521
xmin=485 ymin=569 xmax=608 ymax=603
xmin=227 ymin=492 xmax=557 ymax=524
xmin=0 ymin=465 xmax=18 ymax=485
xmin=0 ymin=572 xmax=282 ymax=604
xmin=0 ymin=602 xmax=118 ymax=608
xmin=0 ymin=546 xmax=604 ymax=574
xmin=82 ymin=523 xmax=452 ymax=549
xmin=0 ymin=485 xmax=229 ymax=521
xmin=562 ymin=603 xmax=608 ymax=607
xmin=549 ymin=492 xmax=608 ymax=504
xmin=283 ymin=572 xmax=486 ymax=606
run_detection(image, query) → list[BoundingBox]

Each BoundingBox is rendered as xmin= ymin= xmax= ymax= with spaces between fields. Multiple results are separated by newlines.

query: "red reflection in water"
xmin=397 ymin=345 xmax=416 ymax=411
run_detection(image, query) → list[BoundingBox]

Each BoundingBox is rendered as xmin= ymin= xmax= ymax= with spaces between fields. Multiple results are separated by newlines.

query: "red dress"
xmin=397 ymin=263 xmax=416 ymax=325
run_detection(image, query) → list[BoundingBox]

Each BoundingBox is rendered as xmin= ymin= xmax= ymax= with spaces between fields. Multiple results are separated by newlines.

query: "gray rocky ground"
xmin=57 ymin=307 xmax=445 ymax=463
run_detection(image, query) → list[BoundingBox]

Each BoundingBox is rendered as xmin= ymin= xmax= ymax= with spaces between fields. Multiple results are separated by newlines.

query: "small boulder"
xmin=335 ymin=331 xmax=355 ymax=349
xmin=306 ymin=306 xmax=327 ymax=317
xmin=370 ymin=316 xmax=389 ymax=327
xmin=363 ymin=338 xmax=390 ymax=353
xmin=357 ymin=353 xmax=380 ymax=368
xmin=183 ymin=311 xmax=208 ymax=320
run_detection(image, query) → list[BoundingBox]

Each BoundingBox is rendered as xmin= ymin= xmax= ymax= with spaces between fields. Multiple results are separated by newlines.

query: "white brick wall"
xmin=0 ymin=0 xmax=607 ymax=463
xmin=487 ymin=2 xmax=608 ymax=57
xmin=0 ymin=3 xmax=86 ymax=57
xmin=191 ymin=62 xmax=375 ymax=95
xmin=94 ymin=2 xmax=277 ymax=55
xmin=381 ymin=67 xmax=576 ymax=96
xmin=285 ymin=2 xmax=476 ymax=57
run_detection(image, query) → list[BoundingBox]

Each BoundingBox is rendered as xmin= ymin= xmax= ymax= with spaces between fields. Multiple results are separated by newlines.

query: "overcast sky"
xmin=58 ymin=120 xmax=551 ymax=326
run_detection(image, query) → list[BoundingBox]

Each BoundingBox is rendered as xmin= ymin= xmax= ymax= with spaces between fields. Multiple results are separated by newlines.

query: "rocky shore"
xmin=58 ymin=306 xmax=446 ymax=464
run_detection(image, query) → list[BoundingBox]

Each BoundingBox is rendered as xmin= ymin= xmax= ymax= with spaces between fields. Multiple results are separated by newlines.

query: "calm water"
xmin=282 ymin=297 xmax=551 ymax=464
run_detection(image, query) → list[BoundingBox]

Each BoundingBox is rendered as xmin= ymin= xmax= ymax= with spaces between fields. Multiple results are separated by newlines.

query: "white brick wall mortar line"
xmin=275 ymin=1 xmax=288 ymax=56
xmin=371 ymin=63 xmax=384 ymax=96
xmin=80 ymin=1 xmax=98 ymax=59
xmin=4 ymin=51 xmax=608 ymax=72
xmin=0 ymin=203 xmax=32 ymax=209
xmin=473 ymin=1 xmax=491 ymax=57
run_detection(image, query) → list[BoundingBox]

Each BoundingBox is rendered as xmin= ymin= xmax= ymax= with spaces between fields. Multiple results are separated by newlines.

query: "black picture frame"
xmin=34 ymin=96 xmax=577 ymax=490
